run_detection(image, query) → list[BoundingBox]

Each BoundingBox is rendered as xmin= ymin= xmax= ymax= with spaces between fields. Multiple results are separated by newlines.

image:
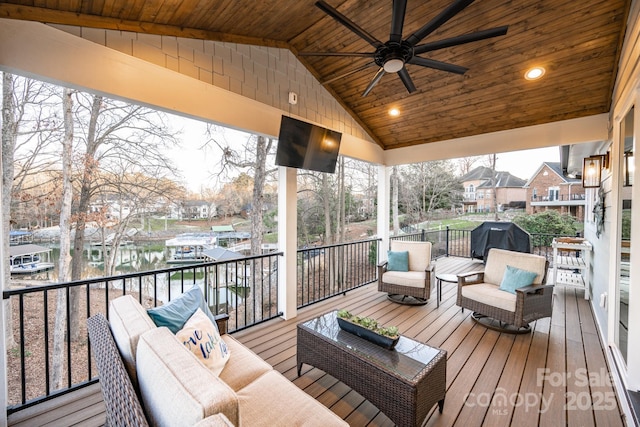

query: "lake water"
xmin=33 ymin=241 xmax=172 ymax=282
xmin=21 ymin=241 xmax=246 ymax=308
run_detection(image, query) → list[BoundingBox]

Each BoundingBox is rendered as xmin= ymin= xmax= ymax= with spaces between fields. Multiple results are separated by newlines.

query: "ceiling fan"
xmin=300 ymin=0 xmax=508 ymax=97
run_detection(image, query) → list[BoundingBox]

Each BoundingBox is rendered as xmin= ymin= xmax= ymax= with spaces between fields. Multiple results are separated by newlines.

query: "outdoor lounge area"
xmin=1 ymin=0 xmax=640 ymax=425
xmin=7 ymin=256 xmax=627 ymax=427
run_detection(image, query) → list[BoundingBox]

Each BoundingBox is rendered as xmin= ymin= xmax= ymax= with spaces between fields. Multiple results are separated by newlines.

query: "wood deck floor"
xmin=7 ymin=256 xmax=628 ymax=426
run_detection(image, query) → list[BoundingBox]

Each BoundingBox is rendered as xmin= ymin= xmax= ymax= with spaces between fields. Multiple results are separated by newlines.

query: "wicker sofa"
xmin=87 ymin=294 xmax=348 ymax=427
xmin=456 ymin=248 xmax=552 ymax=332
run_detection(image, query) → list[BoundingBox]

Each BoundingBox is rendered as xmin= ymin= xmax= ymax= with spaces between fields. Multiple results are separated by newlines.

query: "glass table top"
xmin=299 ymin=311 xmax=442 ymax=381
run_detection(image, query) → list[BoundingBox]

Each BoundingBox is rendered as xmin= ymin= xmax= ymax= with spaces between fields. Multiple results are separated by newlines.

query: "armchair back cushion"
xmin=484 ymin=248 xmax=547 ymax=286
xmin=389 ymin=240 xmax=431 ymax=271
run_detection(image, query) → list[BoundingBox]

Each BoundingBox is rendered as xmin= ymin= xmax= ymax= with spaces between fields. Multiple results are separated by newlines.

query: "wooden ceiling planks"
xmin=0 ymin=0 xmax=630 ymax=150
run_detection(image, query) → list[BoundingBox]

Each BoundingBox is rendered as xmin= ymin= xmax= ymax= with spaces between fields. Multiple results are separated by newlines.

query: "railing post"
xmin=445 ymin=226 xmax=450 ymax=257
xmin=421 ymin=229 xmax=426 ymax=242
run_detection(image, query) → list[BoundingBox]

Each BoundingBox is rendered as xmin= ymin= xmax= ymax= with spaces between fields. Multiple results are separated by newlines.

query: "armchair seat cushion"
xmin=460 ymin=283 xmax=516 ymax=312
xmin=381 ymin=270 xmax=427 ymax=288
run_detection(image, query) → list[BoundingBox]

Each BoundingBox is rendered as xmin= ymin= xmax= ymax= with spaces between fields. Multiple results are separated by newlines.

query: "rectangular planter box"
xmin=337 ymin=317 xmax=399 ymax=349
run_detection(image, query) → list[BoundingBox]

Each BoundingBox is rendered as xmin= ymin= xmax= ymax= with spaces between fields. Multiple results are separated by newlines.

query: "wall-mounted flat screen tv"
xmin=275 ymin=116 xmax=342 ymax=174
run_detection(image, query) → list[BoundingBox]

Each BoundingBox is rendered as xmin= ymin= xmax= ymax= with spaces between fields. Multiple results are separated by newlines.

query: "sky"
xmin=168 ymin=115 xmax=561 ymax=192
xmin=492 ymin=146 xmax=560 ymax=180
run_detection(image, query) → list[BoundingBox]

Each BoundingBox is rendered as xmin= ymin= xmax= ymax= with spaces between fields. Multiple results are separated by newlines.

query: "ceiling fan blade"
xmin=315 ymin=0 xmax=383 ymax=48
xmin=406 ymin=0 xmax=476 ymax=46
xmin=299 ymin=52 xmax=374 ymax=57
xmin=409 ymin=56 xmax=468 ymax=74
xmin=321 ymin=61 xmax=377 ymax=85
xmin=398 ymin=67 xmax=417 ymax=94
xmin=390 ymin=0 xmax=408 ymax=43
xmin=362 ymin=67 xmax=386 ymax=97
xmin=414 ymin=26 xmax=509 ymax=54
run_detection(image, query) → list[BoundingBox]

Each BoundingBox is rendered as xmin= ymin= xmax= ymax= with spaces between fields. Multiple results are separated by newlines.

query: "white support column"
xmin=377 ymin=165 xmax=391 ymax=261
xmin=277 ymin=166 xmax=298 ymax=320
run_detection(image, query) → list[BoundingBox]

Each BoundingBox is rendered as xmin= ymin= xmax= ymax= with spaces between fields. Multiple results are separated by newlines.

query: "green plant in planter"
xmin=337 ymin=309 xmax=399 ymax=338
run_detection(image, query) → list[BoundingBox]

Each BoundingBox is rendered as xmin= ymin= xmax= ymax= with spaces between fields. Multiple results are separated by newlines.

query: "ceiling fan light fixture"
xmin=525 ymin=66 xmax=545 ymax=80
xmin=383 ymin=58 xmax=404 ymax=73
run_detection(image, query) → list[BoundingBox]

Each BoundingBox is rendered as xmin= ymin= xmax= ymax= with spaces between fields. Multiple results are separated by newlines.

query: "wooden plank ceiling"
xmin=0 ymin=0 xmax=630 ymax=150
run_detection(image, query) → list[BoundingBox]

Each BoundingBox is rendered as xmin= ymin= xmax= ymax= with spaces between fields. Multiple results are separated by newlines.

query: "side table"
xmin=435 ymin=273 xmax=458 ymax=307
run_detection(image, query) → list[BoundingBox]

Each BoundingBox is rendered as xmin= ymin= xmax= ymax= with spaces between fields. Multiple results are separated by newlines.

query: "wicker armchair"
xmin=457 ymin=248 xmax=552 ymax=333
xmin=378 ymin=240 xmax=434 ymax=305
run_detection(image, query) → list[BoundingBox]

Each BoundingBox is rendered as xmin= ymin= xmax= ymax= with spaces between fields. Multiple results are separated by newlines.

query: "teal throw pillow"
xmin=498 ymin=265 xmax=538 ymax=294
xmin=387 ymin=250 xmax=409 ymax=272
xmin=147 ymin=285 xmax=219 ymax=334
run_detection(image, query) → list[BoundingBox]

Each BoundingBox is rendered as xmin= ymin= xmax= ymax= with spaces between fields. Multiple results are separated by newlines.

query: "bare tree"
xmin=51 ymin=88 xmax=74 ymax=391
xmin=207 ymin=127 xmax=276 ymax=255
xmin=67 ymin=92 xmax=180 ymax=340
xmin=2 ymin=72 xmax=17 ymax=348
xmin=458 ymin=156 xmax=481 ymax=176
xmin=98 ymin=169 xmax=184 ymax=277
xmin=2 ymin=73 xmax=60 ymax=348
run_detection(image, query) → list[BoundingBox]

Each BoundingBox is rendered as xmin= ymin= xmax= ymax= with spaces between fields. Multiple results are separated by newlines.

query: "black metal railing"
xmin=297 ymin=239 xmax=380 ymax=308
xmin=3 ymin=228 xmax=582 ymax=415
xmin=390 ymin=227 xmax=578 ymax=261
xmin=3 ymin=252 xmax=281 ymax=413
xmin=390 ymin=228 xmax=472 ymax=258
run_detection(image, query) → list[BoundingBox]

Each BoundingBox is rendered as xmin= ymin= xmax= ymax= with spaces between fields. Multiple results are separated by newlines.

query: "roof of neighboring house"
xmin=477 ymin=172 xmax=527 ymax=188
xmin=460 ymin=166 xmax=495 ymax=182
xmin=524 ymin=162 xmax=582 ymax=187
xmin=461 ymin=166 xmax=526 ymax=188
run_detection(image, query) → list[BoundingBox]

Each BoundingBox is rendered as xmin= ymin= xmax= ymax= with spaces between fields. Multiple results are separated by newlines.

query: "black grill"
xmin=470 ymin=222 xmax=531 ymax=261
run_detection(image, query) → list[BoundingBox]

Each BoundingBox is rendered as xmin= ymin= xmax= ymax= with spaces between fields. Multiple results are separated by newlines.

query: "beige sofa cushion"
xmin=381 ymin=270 xmax=426 ymax=288
xmin=389 ymin=240 xmax=431 ymax=272
xmin=108 ymin=295 xmax=156 ymax=387
xmin=219 ymin=335 xmax=272 ymax=391
xmin=483 ymin=248 xmax=547 ymax=286
xmin=461 ymin=283 xmax=517 ymax=312
xmin=137 ymin=327 xmax=239 ymax=427
xmin=236 ymin=370 xmax=348 ymax=426
xmin=194 ymin=414 xmax=234 ymax=427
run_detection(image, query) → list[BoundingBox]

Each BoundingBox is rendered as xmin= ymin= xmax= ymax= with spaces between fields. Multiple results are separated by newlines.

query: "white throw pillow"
xmin=176 ymin=308 xmax=230 ymax=376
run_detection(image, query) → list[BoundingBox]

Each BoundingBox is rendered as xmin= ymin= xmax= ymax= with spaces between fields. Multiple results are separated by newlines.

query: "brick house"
xmin=524 ymin=162 xmax=586 ymax=220
xmin=460 ymin=166 xmax=527 ymax=213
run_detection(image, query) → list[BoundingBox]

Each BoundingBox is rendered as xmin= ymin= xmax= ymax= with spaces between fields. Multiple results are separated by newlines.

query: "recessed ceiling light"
xmin=525 ymin=67 xmax=545 ymax=80
xmin=389 ymin=108 xmax=400 ymax=117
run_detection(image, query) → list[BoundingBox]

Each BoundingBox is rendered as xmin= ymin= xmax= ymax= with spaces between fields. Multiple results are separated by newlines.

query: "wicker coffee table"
xmin=297 ymin=311 xmax=446 ymax=427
